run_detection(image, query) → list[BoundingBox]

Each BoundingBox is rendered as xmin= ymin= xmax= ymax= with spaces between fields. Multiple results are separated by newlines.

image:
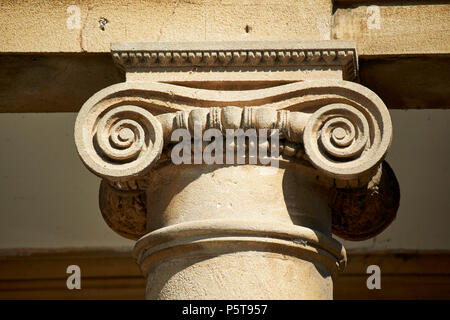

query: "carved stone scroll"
xmin=75 ymin=80 xmax=391 ymax=183
xmin=74 ymin=41 xmax=399 ymax=300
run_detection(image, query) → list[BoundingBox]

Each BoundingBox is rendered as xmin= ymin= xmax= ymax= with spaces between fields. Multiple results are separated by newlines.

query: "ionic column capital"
xmin=74 ymin=41 xmax=400 ymax=299
xmin=75 ymin=80 xmax=392 ymax=183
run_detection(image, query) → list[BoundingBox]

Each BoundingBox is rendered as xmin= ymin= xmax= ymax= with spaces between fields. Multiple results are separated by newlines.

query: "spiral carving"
xmin=75 ymin=105 xmax=163 ymax=180
xmin=303 ymin=103 xmax=386 ymax=180
xmin=76 ymin=81 xmax=391 ymax=181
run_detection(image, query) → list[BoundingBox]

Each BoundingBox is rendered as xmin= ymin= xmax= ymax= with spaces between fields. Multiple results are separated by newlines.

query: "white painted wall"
xmin=0 ymin=110 xmax=449 ymax=250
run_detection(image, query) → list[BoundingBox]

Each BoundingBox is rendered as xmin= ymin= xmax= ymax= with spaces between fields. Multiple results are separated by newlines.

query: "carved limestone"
xmin=74 ymin=41 xmax=400 ymax=299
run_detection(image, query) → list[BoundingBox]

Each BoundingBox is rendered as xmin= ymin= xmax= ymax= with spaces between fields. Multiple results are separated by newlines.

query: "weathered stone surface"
xmin=144 ymin=250 xmax=334 ymax=299
xmin=75 ymin=79 xmax=392 ymax=182
xmin=2 ymin=0 xmax=449 ymax=112
xmin=99 ymin=180 xmax=147 ymax=240
xmin=330 ymin=161 xmax=400 ymax=241
xmin=134 ymin=164 xmax=345 ymax=299
xmin=74 ymin=41 xmax=399 ymax=299
xmin=2 ymin=1 xmax=448 ymax=56
xmin=0 ymin=0 xmax=332 ymax=52
xmin=332 ymin=2 xmax=450 ymax=56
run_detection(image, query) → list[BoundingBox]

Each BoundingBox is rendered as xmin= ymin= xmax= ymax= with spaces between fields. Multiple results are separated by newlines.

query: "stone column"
xmin=74 ymin=41 xmax=399 ymax=299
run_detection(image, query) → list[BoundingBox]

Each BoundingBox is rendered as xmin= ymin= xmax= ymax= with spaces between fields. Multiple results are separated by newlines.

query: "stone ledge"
xmin=1 ymin=1 xmax=448 ymax=56
xmin=1 ymin=54 xmax=448 ymax=113
xmin=112 ymin=41 xmax=357 ymax=81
